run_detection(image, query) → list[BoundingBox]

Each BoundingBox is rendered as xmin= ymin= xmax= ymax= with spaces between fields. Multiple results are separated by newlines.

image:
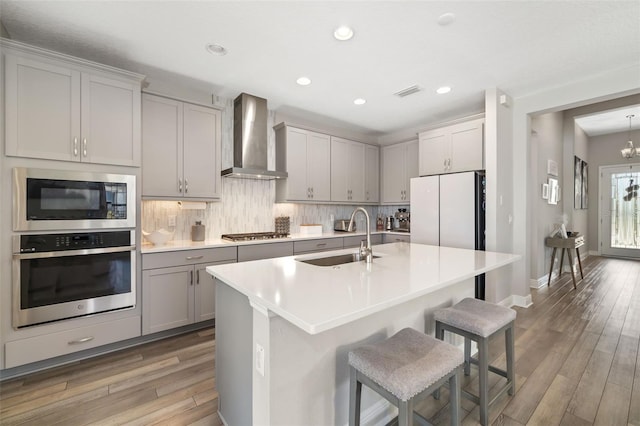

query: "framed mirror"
xmin=548 ymin=178 xmax=559 ymax=205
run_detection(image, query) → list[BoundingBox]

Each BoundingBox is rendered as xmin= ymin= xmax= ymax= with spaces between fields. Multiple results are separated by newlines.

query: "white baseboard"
xmin=360 ymin=399 xmax=396 ymax=426
xmin=498 ymin=293 xmax=532 ymax=308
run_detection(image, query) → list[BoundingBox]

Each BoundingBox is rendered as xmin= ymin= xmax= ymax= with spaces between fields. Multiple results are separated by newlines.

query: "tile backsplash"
xmin=141 ymin=184 xmax=406 ymax=240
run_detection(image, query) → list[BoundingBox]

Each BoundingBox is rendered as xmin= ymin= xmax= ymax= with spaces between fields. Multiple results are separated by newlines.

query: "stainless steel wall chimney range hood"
xmin=221 ymin=93 xmax=288 ymax=180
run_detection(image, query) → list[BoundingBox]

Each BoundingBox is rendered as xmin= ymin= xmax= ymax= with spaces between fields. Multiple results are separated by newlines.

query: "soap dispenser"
xmin=191 ymin=221 xmax=205 ymax=241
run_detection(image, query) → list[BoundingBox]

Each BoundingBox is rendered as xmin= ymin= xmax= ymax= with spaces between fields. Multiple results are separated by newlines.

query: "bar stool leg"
xmin=464 ymin=338 xmax=471 ymax=376
xmin=478 ymin=337 xmax=490 ymax=426
xmin=349 ymin=368 xmax=362 ymax=426
xmin=398 ymin=399 xmax=413 ymax=426
xmin=506 ymin=323 xmax=515 ymax=396
xmin=450 ymin=369 xmax=460 ymax=426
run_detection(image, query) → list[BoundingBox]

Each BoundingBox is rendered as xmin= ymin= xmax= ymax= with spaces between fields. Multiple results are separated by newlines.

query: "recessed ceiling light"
xmin=334 ymin=25 xmax=354 ymax=41
xmin=436 ymin=86 xmax=452 ymax=94
xmin=206 ymin=43 xmax=227 ymax=56
xmin=354 ymin=98 xmax=366 ymax=105
xmin=437 ymin=13 xmax=456 ymax=26
xmin=296 ymin=77 xmax=312 ymax=86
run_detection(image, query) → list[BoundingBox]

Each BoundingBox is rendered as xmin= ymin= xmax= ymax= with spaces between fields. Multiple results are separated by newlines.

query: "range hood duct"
xmin=221 ymin=93 xmax=287 ymax=180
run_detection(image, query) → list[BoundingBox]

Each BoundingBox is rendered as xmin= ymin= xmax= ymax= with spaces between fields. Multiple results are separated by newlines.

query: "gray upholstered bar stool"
xmin=349 ymin=327 xmax=464 ymax=426
xmin=434 ymin=298 xmax=516 ymax=426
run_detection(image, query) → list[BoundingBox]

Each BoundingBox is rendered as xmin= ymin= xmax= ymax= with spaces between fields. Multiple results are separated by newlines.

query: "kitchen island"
xmin=206 ymin=242 xmax=520 ymax=425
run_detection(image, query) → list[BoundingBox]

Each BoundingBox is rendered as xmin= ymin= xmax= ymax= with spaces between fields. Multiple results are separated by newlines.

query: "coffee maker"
xmin=395 ymin=208 xmax=410 ymax=232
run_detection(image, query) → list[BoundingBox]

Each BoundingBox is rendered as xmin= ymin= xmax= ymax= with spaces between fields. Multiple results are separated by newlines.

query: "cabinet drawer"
xmin=294 ymin=238 xmax=343 ymax=254
xmin=383 ymin=234 xmax=411 ymax=243
xmin=143 ymin=247 xmax=237 ymax=270
xmin=237 ymin=242 xmax=294 ymax=262
xmin=5 ymin=316 xmax=141 ymax=368
xmin=343 ymin=234 xmax=383 ymax=248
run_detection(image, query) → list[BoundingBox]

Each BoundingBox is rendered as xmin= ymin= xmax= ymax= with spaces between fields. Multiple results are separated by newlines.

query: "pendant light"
xmin=621 ymin=114 xmax=640 ymax=159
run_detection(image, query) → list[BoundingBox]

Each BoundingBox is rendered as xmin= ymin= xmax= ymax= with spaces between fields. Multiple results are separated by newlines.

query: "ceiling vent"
xmin=394 ymin=85 xmax=422 ymax=98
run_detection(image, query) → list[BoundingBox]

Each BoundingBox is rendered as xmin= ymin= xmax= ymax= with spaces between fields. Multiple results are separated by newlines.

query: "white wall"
xmin=530 ymin=112 xmax=564 ymax=282
xmin=485 ymin=89 xmax=516 ymax=303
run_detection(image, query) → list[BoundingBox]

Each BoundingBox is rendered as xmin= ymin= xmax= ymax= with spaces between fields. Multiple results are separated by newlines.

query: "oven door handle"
xmin=14 ymin=245 xmax=136 ymax=260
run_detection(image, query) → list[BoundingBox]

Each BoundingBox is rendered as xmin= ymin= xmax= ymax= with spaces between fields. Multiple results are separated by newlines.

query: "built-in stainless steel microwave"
xmin=13 ymin=168 xmax=136 ymax=231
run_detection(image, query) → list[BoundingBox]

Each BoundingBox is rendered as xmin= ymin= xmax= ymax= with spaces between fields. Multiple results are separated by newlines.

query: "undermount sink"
xmin=299 ymin=252 xmax=380 ymax=267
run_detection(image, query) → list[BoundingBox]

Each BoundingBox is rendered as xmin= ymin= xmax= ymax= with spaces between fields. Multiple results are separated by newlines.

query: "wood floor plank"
xmin=557 ymin=331 xmax=600 ymax=381
xmin=559 ymin=411 xmax=594 ymax=426
xmin=607 ymin=334 xmax=639 ymax=389
xmin=152 ymin=399 xmax=220 ymax=426
xmin=527 ymin=373 xmax=577 ymax=426
xmin=501 ymin=350 xmax=567 ymax=424
xmin=593 ymin=382 xmax=631 ymax=426
xmin=565 ymin=349 xmax=615 ymax=423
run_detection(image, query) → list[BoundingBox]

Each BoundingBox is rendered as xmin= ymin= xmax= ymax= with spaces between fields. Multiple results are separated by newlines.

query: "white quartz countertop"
xmin=206 ymin=243 xmax=521 ymax=335
xmin=141 ymin=230 xmax=409 ymax=253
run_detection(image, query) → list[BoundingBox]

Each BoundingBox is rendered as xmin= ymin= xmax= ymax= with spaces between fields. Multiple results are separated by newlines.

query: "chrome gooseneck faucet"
xmin=348 ymin=207 xmax=372 ymax=263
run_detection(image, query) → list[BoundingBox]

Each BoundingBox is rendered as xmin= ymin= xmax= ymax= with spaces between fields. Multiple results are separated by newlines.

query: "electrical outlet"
xmin=168 ymin=215 xmax=177 ymax=227
xmin=256 ymin=343 xmax=265 ymax=376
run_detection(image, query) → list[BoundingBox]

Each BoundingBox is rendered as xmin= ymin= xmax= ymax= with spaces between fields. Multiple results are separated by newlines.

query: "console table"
xmin=545 ymin=235 xmax=585 ymax=289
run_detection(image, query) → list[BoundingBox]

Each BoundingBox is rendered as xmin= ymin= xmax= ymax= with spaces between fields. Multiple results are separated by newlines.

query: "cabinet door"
xmin=449 ymin=120 xmax=484 ymax=173
xmin=142 ymin=266 xmax=193 ymax=335
xmin=364 ymin=145 xmax=380 ymax=203
xmin=307 ymin=131 xmax=331 ymax=201
xmin=183 ymin=103 xmax=221 ymax=199
xmin=419 ymin=130 xmax=449 ymax=176
xmin=5 ymin=54 xmax=81 ymax=161
xmin=381 ymin=144 xmax=406 ymax=203
xmin=285 ymin=127 xmax=311 ymax=200
xmin=194 ymin=264 xmax=216 ymax=322
xmin=348 ymin=142 xmax=366 ymax=202
xmin=142 ymin=94 xmax=183 ymax=198
xmin=404 ymin=140 xmax=419 ymax=202
xmin=81 ymin=73 xmax=141 ymax=166
xmin=330 ymin=137 xmax=350 ymax=202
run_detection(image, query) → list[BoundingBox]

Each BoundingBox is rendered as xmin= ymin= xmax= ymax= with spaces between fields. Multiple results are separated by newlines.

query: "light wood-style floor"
xmin=0 ymin=255 xmax=639 ymax=425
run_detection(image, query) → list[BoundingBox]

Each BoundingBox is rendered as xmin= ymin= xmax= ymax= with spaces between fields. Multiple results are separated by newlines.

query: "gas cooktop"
xmin=221 ymin=232 xmax=290 ymax=242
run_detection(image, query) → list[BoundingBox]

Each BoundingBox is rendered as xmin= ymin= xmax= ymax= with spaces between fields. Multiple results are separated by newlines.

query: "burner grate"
xmin=221 ymin=232 xmax=290 ymax=242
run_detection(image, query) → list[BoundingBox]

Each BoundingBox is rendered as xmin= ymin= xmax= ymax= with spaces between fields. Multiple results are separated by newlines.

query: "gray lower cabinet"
xmin=343 ymin=234 xmax=383 ymax=248
xmin=237 ymin=241 xmax=294 ymax=262
xmin=142 ymin=247 xmax=236 ymax=335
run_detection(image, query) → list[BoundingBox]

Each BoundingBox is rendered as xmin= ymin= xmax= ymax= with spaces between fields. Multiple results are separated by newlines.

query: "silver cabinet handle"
xmin=196 ymin=269 xmax=200 ymax=284
xmin=178 ymin=179 xmax=183 ymax=193
xmin=190 ymin=270 xmax=194 ymax=286
xmin=82 ymin=138 xmax=87 ymax=157
xmin=73 ymin=137 xmax=79 ymax=156
xmin=68 ymin=336 xmax=94 ymax=345
xmin=185 ymin=255 xmax=204 ymax=260
xmin=443 ymin=158 xmax=447 ymax=168
xmin=185 ymin=179 xmax=188 ymax=194
xmin=316 ymin=243 xmax=327 ymax=247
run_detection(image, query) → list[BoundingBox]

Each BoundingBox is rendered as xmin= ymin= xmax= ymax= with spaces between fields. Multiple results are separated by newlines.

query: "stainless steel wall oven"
xmin=12 ymin=230 xmax=136 ymax=328
xmin=13 ymin=167 xmax=136 ymax=231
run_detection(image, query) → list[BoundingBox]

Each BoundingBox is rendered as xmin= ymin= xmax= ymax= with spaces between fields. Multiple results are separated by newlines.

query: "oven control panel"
xmin=18 ymin=231 xmax=131 ymax=253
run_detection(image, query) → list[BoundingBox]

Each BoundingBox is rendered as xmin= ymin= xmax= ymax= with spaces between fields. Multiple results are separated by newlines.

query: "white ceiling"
xmin=1 ymin=1 xmax=639 ymax=137
xmin=574 ymin=105 xmax=640 ymax=137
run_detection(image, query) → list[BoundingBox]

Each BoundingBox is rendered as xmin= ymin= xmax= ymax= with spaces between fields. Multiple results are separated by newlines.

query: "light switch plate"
xmin=256 ymin=343 xmax=265 ymax=376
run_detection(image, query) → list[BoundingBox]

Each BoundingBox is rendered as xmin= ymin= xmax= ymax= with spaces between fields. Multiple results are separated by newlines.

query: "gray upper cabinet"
xmin=330 ymin=136 xmax=365 ymax=203
xmin=275 ymin=124 xmax=331 ymax=202
xmin=418 ymin=118 xmax=484 ymax=176
xmin=3 ymin=41 xmax=143 ymax=166
xmin=142 ymin=93 xmax=221 ymax=200
xmin=381 ymin=140 xmax=418 ymax=204
xmin=364 ymin=144 xmax=380 ymax=203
